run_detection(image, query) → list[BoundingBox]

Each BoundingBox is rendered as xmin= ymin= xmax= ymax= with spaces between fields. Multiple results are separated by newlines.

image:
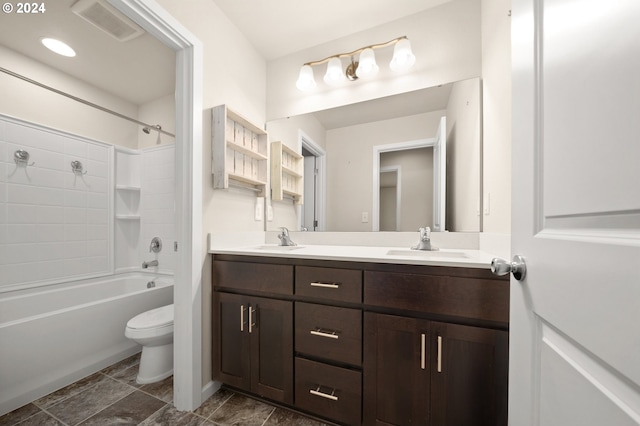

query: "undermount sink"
xmin=255 ymin=245 xmax=304 ymax=251
xmin=386 ymin=249 xmax=469 ymax=259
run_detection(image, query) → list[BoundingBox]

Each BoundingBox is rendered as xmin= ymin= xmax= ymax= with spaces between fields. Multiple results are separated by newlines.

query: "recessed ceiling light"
xmin=41 ymin=38 xmax=76 ymax=57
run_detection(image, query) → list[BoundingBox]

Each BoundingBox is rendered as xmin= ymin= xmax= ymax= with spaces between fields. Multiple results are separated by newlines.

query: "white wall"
xmin=0 ymin=46 xmax=139 ymax=148
xmin=481 ymin=0 xmax=512 ymax=233
xmin=446 ymin=78 xmax=482 ymax=231
xmin=267 ymin=0 xmax=481 ymax=120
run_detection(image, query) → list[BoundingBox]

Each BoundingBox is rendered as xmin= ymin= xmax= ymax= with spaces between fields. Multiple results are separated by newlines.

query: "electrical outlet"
xmin=361 ymin=212 xmax=369 ymax=223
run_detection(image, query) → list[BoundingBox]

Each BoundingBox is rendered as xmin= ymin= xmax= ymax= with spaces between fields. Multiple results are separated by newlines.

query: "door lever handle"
xmin=491 ymin=255 xmax=526 ymax=281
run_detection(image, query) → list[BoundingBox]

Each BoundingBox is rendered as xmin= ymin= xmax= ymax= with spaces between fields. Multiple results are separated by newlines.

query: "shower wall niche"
xmin=114 ymin=145 xmax=175 ymax=274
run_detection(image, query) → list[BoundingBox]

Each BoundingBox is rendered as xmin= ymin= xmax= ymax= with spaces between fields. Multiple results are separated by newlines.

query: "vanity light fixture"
xmin=41 ymin=38 xmax=76 ymax=57
xmin=296 ymin=36 xmax=415 ymax=91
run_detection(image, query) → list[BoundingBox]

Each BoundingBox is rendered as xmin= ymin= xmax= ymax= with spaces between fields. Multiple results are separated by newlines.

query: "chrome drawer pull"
xmin=421 ymin=333 xmax=426 ymax=370
xmin=310 ymin=328 xmax=339 ymax=339
xmin=310 ymin=282 xmax=340 ymax=289
xmin=437 ymin=335 xmax=443 ymax=373
xmin=240 ymin=305 xmax=246 ymax=332
xmin=310 ymin=386 xmax=338 ymax=401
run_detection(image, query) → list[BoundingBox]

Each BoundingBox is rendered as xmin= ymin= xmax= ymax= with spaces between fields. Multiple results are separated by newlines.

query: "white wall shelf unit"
xmin=212 ymin=104 xmax=268 ymax=195
xmin=271 ymin=141 xmax=303 ymax=205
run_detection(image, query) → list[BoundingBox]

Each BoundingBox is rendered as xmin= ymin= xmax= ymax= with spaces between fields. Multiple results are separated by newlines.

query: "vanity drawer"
xmin=364 ymin=271 xmax=509 ymax=323
xmin=295 ymin=266 xmax=362 ymax=303
xmin=295 ymin=357 xmax=362 ymax=426
xmin=213 ymin=260 xmax=293 ymax=295
xmin=295 ymin=302 xmax=362 ymax=366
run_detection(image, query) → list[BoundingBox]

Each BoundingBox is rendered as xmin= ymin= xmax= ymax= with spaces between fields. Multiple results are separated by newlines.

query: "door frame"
xmin=298 ymin=129 xmax=326 ymax=231
xmin=107 ymin=0 xmax=203 ymax=411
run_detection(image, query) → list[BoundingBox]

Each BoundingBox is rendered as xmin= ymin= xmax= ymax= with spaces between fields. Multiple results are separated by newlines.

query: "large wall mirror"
xmin=266 ymin=77 xmax=482 ymax=233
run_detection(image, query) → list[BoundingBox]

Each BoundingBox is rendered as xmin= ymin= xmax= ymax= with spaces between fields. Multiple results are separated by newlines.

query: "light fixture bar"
xmin=302 ymin=36 xmax=409 ymax=67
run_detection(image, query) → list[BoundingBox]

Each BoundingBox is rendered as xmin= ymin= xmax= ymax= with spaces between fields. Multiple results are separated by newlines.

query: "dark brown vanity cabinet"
xmin=212 ymin=260 xmax=294 ymax=404
xmin=212 ymin=256 xmax=509 ymax=426
xmin=363 ymin=269 xmax=509 ymax=426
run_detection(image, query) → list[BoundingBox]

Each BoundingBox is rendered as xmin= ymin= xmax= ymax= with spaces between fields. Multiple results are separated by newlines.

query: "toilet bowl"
xmin=125 ymin=304 xmax=173 ymax=384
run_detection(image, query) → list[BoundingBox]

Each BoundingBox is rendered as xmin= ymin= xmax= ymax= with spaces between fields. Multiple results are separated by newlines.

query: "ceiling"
xmin=0 ymin=0 xmax=450 ymax=120
xmin=211 ymin=0 xmax=451 ymax=61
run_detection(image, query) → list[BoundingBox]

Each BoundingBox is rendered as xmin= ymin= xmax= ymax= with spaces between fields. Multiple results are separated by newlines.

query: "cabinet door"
xmin=363 ymin=312 xmax=430 ymax=426
xmin=430 ymin=322 xmax=508 ymax=426
xmin=213 ymin=292 xmax=251 ymax=390
xmin=250 ymin=296 xmax=294 ymax=404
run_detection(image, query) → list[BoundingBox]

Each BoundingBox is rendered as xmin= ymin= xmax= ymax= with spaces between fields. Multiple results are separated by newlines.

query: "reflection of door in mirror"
xmin=379 ymin=148 xmax=432 ymax=231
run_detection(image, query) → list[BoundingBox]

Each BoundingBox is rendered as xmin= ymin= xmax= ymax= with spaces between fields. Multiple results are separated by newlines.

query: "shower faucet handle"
xmin=149 ymin=237 xmax=162 ymax=253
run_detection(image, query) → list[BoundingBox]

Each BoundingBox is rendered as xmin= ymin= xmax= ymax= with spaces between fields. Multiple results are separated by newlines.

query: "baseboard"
xmin=201 ymin=380 xmax=222 ymax=404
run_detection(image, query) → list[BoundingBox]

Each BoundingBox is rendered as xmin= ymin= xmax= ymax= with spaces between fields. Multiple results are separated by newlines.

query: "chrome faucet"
xmin=142 ymin=260 xmax=158 ymax=269
xmin=277 ymin=227 xmax=296 ymax=246
xmin=411 ymin=227 xmax=438 ymax=251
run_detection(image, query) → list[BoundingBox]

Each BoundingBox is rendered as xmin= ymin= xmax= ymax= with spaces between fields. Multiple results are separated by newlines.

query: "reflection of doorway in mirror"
xmin=379 ymin=149 xmax=432 ymax=231
xmin=379 ymin=166 xmax=401 ymax=231
xmin=299 ymin=132 xmax=326 ymax=231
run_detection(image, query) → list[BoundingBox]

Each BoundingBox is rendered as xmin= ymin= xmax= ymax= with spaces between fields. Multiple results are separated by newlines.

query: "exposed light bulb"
xmin=41 ymin=38 xmax=76 ymax=57
xmin=356 ymin=48 xmax=379 ymax=79
xmin=390 ymin=38 xmax=416 ymax=72
xmin=296 ymin=65 xmax=316 ymax=91
xmin=323 ymin=57 xmax=345 ymax=86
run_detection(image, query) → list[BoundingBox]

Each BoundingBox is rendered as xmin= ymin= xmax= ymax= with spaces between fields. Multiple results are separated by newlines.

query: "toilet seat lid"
xmin=127 ymin=304 xmax=173 ymax=329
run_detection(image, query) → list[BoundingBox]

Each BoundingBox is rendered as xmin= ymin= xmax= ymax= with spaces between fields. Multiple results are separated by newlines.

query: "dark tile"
xmin=78 ymin=390 xmax=165 ymax=425
xmin=100 ymin=353 xmax=140 ymax=378
xmin=11 ymin=411 xmax=64 ymax=426
xmin=140 ymin=404 xmax=205 ymax=426
xmin=33 ymin=372 xmax=107 ymax=409
xmin=46 ymin=376 xmax=135 ymax=425
xmin=264 ymin=408 xmax=327 ymax=426
xmin=140 ymin=376 xmax=173 ymax=403
xmin=0 ymin=403 xmax=41 ymax=425
xmin=207 ymin=394 xmax=274 ymax=426
xmin=108 ymin=364 xmax=144 ymax=388
xmin=264 ymin=408 xmax=329 ymax=426
xmin=192 ymin=388 xmax=234 ymax=419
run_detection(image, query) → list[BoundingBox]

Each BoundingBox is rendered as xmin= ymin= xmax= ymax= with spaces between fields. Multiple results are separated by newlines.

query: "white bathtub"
xmin=0 ymin=273 xmax=173 ymax=416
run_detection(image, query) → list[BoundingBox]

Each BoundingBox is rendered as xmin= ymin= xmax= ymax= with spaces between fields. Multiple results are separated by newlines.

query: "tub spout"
xmin=142 ymin=260 xmax=158 ymax=269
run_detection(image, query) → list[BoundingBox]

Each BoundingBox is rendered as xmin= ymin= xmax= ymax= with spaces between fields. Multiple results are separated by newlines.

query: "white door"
xmin=510 ymin=1 xmax=640 ymax=425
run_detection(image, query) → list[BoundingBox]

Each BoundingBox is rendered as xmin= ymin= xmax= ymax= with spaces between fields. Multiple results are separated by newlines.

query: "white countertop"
xmin=209 ymin=244 xmax=496 ymax=269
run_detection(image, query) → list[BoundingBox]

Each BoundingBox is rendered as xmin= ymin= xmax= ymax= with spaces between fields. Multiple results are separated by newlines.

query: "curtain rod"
xmin=0 ymin=66 xmax=175 ymax=138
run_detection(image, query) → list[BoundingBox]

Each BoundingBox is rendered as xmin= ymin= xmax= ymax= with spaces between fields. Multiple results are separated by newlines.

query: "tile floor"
xmin=0 ymin=354 xmax=330 ymax=426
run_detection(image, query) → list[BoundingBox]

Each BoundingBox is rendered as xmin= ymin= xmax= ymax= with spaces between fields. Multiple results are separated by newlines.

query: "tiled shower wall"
xmin=0 ymin=115 xmax=176 ymax=291
xmin=140 ymin=146 xmax=175 ymax=275
xmin=0 ymin=116 xmax=112 ymax=290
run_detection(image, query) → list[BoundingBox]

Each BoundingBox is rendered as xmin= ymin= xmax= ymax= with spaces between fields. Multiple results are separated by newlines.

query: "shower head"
xmin=142 ymin=124 xmax=161 ymax=134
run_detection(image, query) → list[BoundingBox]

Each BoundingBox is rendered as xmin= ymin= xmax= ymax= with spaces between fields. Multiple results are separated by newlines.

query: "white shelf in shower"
xmin=115 ymin=185 xmax=141 ymax=191
xmin=115 ymin=214 xmax=141 ymax=220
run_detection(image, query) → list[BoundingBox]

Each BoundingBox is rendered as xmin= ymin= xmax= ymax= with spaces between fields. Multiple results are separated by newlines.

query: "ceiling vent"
xmin=71 ymin=0 xmax=145 ymax=42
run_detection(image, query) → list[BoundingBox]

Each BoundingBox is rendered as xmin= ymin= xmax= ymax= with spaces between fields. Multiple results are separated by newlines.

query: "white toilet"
xmin=125 ymin=304 xmax=174 ymax=384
